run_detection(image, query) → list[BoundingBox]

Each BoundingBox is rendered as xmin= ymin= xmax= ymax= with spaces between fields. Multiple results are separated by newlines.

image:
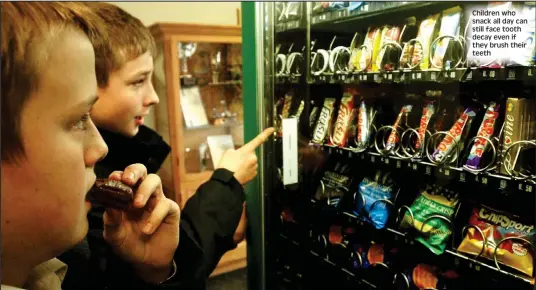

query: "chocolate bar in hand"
xmin=88 ymin=179 xmax=135 ymax=210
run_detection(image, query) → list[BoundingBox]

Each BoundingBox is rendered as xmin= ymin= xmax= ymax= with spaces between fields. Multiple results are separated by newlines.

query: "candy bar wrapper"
xmin=356 ymin=100 xmax=375 ymax=148
xmin=309 ymin=105 xmax=320 ymax=132
xmin=291 ymin=100 xmax=305 ymax=119
xmin=415 ymin=101 xmax=436 ymax=149
xmin=329 ymin=94 xmax=355 ymax=147
xmin=376 ymin=26 xmax=402 ymax=70
xmin=457 ymin=206 xmax=535 ymax=277
xmin=355 ymin=27 xmax=380 ymax=72
xmin=386 ymin=105 xmax=413 ymax=151
xmin=432 ymin=108 xmax=476 ymax=163
xmin=431 ymin=6 xmax=462 ymax=68
xmin=281 ymin=93 xmax=293 ymax=118
xmin=346 ymin=107 xmax=359 ymax=146
xmin=499 ymin=98 xmax=532 ymax=174
xmin=465 ymin=102 xmax=500 ymax=169
xmin=312 ymin=98 xmax=336 ymax=144
xmin=371 ymin=26 xmax=390 ymax=72
xmin=414 ymin=13 xmax=440 ymax=70
xmin=400 ymin=185 xmax=459 ymax=255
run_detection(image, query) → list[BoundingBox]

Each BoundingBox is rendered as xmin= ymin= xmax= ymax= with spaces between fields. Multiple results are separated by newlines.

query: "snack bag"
xmin=352 ymin=243 xmax=397 ymax=270
xmin=400 ymin=185 xmax=459 ymax=255
xmin=354 ymin=171 xmax=395 ymax=229
xmin=395 ymin=264 xmax=459 ymax=290
xmin=314 ymin=161 xmax=353 ymax=206
xmin=457 ymin=206 xmax=535 ymax=277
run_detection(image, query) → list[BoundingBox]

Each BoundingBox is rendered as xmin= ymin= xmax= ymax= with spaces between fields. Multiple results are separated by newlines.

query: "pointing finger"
xmin=239 ymin=127 xmax=275 ymax=152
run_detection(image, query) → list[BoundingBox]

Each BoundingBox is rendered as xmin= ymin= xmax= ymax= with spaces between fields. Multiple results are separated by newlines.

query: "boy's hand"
xmin=217 ymin=127 xmax=275 ymax=185
xmin=103 ymin=163 xmax=180 ymax=284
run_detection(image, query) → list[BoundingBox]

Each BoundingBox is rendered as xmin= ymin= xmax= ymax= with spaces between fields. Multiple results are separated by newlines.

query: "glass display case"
xmin=150 ymin=23 xmax=247 ymax=276
xmin=242 ymin=2 xmax=535 ymax=290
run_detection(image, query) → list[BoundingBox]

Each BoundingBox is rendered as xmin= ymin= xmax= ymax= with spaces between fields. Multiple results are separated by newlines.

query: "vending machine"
xmin=241 ymin=2 xmax=536 ymax=290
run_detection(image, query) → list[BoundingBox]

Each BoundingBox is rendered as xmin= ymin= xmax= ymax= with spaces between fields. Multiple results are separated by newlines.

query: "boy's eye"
xmin=73 ymin=113 xmax=90 ymax=131
xmin=131 ymin=78 xmax=145 ymax=87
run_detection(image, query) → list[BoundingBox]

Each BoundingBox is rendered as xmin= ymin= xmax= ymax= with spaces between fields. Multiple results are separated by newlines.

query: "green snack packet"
xmin=400 ymin=185 xmax=459 ymax=255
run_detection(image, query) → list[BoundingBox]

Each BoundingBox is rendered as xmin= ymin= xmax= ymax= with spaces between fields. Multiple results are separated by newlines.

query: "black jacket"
xmin=59 ymin=125 xmax=245 ymax=290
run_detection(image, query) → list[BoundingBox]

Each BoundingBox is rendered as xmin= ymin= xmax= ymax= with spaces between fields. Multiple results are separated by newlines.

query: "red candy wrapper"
xmin=465 ymin=102 xmax=500 ymax=169
xmin=415 ymin=101 xmax=436 ymax=149
xmin=329 ymin=94 xmax=355 ymax=147
xmin=312 ymin=98 xmax=336 ymax=144
xmin=432 ymin=108 xmax=476 ymax=163
xmin=386 ymin=105 xmax=413 ymax=151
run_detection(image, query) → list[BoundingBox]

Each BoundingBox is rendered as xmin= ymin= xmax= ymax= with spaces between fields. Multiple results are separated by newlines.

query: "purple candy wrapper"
xmin=465 ymin=103 xmax=500 ymax=169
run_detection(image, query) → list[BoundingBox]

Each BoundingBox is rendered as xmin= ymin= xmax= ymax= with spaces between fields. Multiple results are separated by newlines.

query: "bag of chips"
xmin=457 ymin=206 xmax=535 ymax=277
xmin=314 ymin=161 xmax=353 ymax=207
xmin=354 ymin=171 xmax=396 ymax=229
xmin=400 ymin=185 xmax=459 ymax=255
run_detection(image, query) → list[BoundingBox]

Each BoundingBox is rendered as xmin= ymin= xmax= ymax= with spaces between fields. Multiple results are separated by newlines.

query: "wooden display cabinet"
xmin=149 ymin=23 xmax=246 ymax=276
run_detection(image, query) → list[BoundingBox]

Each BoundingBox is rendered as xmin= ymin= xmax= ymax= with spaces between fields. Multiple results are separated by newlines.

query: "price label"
xmin=481 ymin=177 xmax=488 ymax=185
xmin=444 ymin=169 xmax=450 ymax=176
xmin=396 ymin=160 xmax=402 ymax=169
xmin=340 ymin=75 xmax=346 ymax=81
xmin=417 ymin=72 xmax=422 ymax=79
xmin=459 ymin=172 xmax=466 ymax=183
xmin=373 ymin=74 xmax=379 ymax=82
xmin=412 ymin=164 xmax=418 ymax=171
xmin=384 ymin=158 xmax=390 ymax=165
xmin=466 ymin=71 xmax=473 ymax=80
xmin=431 ymin=72 xmax=437 ymax=80
xmin=450 ymin=71 xmax=456 ymax=78
xmin=370 ymin=156 xmax=376 ymax=163
xmin=528 ymin=68 xmax=533 ymax=77
xmin=482 ymin=70 xmax=488 ymax=78
xmin=499 ymin=180 xmax=508 ymax=189
xmin=525 ymin=184 xmax=533 ymax=193
xmin=490 ymin=70 xmax=496 ymax=78
xmin=387 ymin=73 xmax=393 ymax=80
xmin=508 ymin=69 xmax=515 ymax=79
xmin=519 ymin=183 xmax=524 ymax=191
xmin=425 ymin=166 xmax=432 ymax=175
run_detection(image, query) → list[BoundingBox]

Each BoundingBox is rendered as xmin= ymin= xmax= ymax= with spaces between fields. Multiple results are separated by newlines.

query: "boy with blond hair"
xmin=1 ymin=2 xmax=181 ymax=289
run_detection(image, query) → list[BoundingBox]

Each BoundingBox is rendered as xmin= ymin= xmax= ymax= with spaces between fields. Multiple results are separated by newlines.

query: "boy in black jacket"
xmin=57 ymin=3 xmax=274 ymax=290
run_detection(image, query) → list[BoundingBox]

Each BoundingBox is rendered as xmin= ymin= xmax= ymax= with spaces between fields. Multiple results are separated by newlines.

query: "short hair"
xmin=85 ymin=3 xmax=156 ymax=88
xmin=1 ymin=2 xmax=107 ymax=162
